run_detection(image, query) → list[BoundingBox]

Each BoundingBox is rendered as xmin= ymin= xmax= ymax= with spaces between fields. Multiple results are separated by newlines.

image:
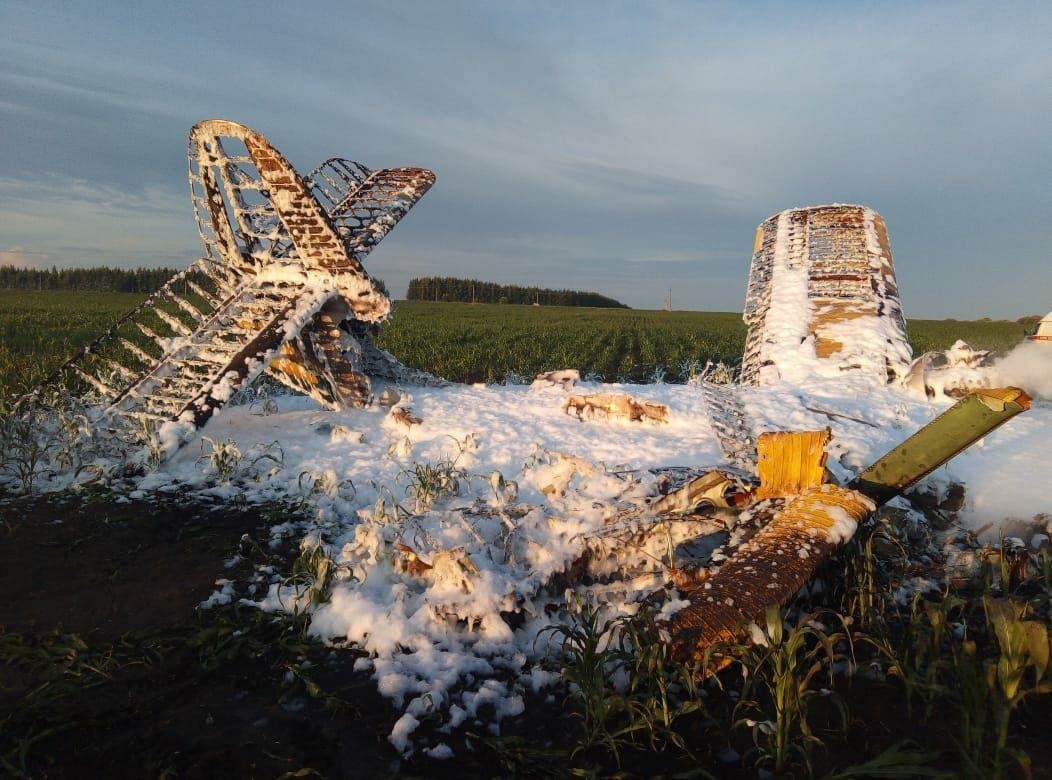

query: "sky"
xmin=1 ymin=1 xmax=1049 ymax=317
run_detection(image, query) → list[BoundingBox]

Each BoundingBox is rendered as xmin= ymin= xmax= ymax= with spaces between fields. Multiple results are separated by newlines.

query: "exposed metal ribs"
xmin=739 ymin=204 xmax=912 ymax=386
xmin=700 ymin=381 xmax=757 ymax=472
xmin=106 ymin=282 xmax=336 ymax=430
xmin=326 ymin=167 xmax=437 ymax=262
xmin=18 ymin=119 xmax=436 ymax=463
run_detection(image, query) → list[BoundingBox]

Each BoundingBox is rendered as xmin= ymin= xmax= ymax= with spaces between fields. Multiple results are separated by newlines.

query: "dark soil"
xmin=1 ymin=495 xmax=1049 ymax=779
xmin=0 ymin=496 xmax=254 ymax=641
xmin=0 ymin=496 xmax=497 ymax=778
xmin=0 ymin=496 xmax=653 ymax=779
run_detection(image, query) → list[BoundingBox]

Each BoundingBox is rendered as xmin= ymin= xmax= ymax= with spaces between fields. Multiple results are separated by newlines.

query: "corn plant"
xmin=857 ymin=591 xmax=962 ymax=718
xmin=539 ymin=600 xmax=632 ymax=762
xmin=615 ymin=609 xmax=705 ymax=755
xmin=733 ymin=605 xmax=850 ymax=776
xmin=647 ymin=364 xmax=667 ymax=384
xmin=842 ymin=534 xmax=884 ymax=631
xmin=1032 ymin=550 xmax=1052 ymax=613
xmin=298 ymin=468 xmax=355 ymax=499
xmin=1 ymin=410 xmax=50 ymax=491
xmin=985 ymin=532 xmax=1033 ymax=597
xmin=830 ymin=740 xmax=953 ymax=779
xmin=198 ymin=437 xmax=242 ymax=482
xmin=0 ymin=392 xmax=98 ymax=492
xmin=280 ymin=542 xmax=353 ymax=612
xmin=983 ymin=596 xmax=1051 ymax=779
xmin=488 ymin=470 xmax=518 ymax=506
xmin=240 ymin=441 xmax=284 ymax=481
xmin=363 ymin=483 xmax=411 ymax=528
xmin=951 ymin=637 xmax=990 ymax=773
xmin=132 ymin=413 xmax=164 ymax=468
xmin=385 ymin=435 xmax=412 ymax=459
xmin=400 ymin=458 xmax=465 ymax=512
xmin=539 ymin=600 xmax=708 ymax=768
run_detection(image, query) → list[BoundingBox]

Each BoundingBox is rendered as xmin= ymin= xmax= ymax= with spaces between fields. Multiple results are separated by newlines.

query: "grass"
xmin=0 ymin=290 xmax=144 ymax=396
xmin=524 ymin=521 xmax=1052 ymax=778
xmin=905 ymin=318 xmax=1031 ymax=356
xmin=0 ymin=290 xmax=1048 ymax=776
xmin=0 ymin=291 xmax=1033 ymax=394
xmin=376 ymin=301 xmax=748 ymax=383
xmin=6 ymin=494 xmax=1048 ymax=777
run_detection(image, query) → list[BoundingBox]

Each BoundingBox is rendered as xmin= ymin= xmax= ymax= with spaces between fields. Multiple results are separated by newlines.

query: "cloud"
xmin=552 ymin=158 xmax=743 ymax=212
xmin=0 ymin=174 xmax=198 ymax=269
xmin=0 ymin=247 xmax=51 ymax=268
xmin=0 ymin=1 xmax=1048 ymax=314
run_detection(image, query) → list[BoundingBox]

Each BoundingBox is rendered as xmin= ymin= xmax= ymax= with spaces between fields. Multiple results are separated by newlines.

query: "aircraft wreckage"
xmin=11 ymin=124 xmax=1033 ymax=663
xmin=16 ymin=119 xmax=439 ymax=454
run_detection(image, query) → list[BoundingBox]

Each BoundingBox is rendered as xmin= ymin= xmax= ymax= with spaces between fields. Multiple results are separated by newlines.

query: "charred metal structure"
xmin=20 ymin=120 xmax=436 ymax=455
xmin=740 ymin=204 xmax=912 ymax=386
xmin=8 ymin=141 xmax=1037 ymax=670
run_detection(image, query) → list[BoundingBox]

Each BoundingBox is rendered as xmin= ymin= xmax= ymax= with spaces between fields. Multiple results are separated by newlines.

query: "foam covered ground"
xmin=127 ymin=374 xmax=1051 ymax=756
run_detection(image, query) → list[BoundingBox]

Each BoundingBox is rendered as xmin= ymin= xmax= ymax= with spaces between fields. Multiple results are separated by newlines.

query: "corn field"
xmin=0 ymin=291 xmax=1031 ymax=395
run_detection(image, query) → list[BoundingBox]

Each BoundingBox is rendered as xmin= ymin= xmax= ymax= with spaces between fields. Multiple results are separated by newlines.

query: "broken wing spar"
xmin=666 ymin=387 xmax=1032 ymax=663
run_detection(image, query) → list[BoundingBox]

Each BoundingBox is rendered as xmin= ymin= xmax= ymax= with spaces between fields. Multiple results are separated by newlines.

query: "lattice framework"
xmin=20 ymin=119 xmax=436 ymax=460
xmin=739 ymin=204 xmax=911 ymax=386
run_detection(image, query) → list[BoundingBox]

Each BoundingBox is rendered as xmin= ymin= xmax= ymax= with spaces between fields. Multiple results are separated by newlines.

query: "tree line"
xmin=0 ymin=265 xmax=180 ymax=293
xmin=406 ymin=276 xmax=629 ymax=308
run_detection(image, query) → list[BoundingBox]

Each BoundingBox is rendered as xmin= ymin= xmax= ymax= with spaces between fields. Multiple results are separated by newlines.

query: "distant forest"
xmin=0 ymin=265 xmax=179 ymax=293
xmin=406 ymin=276 xmax=629 ymax=308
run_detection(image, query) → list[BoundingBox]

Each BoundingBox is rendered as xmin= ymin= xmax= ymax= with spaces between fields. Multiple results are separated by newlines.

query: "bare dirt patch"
xmin=0 ymin=497 xmax=437 ymax=777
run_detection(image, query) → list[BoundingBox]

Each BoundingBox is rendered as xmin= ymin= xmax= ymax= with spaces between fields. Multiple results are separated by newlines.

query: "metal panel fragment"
xmin=664 ymin=387 xmax=1031 ymax=661
xmin=850 ymin=387 xmax=1031 ymax=504
xmin=754 ymin=429 xmax=830 ymax=499
xmin=667 ymin=485 xmax=875 ymax=662
xmin=700 ymin=381 xmax=757 ymax=472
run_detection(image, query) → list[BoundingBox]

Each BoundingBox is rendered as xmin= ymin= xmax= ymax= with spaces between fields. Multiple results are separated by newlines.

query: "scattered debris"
xmin=850 ymin=387 xmax=1031 ymax=504
xmin=328 ymin=425 xmax=364 ymax=445
xmin=906 ymin=480 xmax=967 ymax=518
xmin=903 ymin=339 xmax=997 ymax=398
xmin=390 ymin=406 xmax=423 ymax=429
xmin=3 ymin=150 xmax=1044 ymax=759
xmin=531 ymin=369 xmax=580 ymax=391
xmin=378 ymin=386 xmax=402 ymax=407
xmin=800 ymin=403 xmax=879 ymax=428
xmin=393 ymin=543 xmax=480 ymax=593
xmin=430 ymin=547 xmax=480 ymax=593
xmin=563 ymin=392 xmax=669 ymax=423
xmin=648 ymin=469 xmax=751 ymax=514
xmin=665 ymin=389 xmax=1030 ymax=661
xmin=533 ymin=451 xmax=598 ymax=498
xmin=700 ymin=380 xmax=757 ymax=471
xmin=754 ymin=429 xmax=830 ymax=499
xmin=668 ymin=484 xmax=875 ymax=662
